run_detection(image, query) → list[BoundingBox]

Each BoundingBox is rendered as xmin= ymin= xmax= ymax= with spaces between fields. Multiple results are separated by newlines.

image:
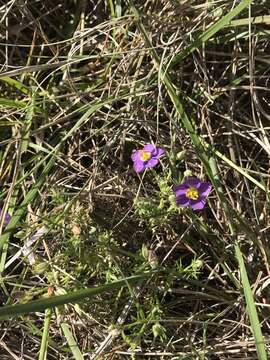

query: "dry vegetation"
xmin=0 ymin=0 xmax=270 ymax=359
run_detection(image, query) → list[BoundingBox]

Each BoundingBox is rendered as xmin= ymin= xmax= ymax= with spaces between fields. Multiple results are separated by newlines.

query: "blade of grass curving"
xmin=0 ymin=156 xmax=56 ymax=251
xmin=60 ymin=323 xmax=84 ymax=360
xmin=1 ymin=87 xmax=149 ymax=192
xmin=0 ymin=274 xmax=149 ymax=320
xmin=0 ymin=76 xmax=30 ymax=94
xmin=206 ymin=144 xmax=267 ymax=192
xmin=170 ymin=0 xmax=251 ymax=66
xmin=209 ymin=157 xmax=268 ymax=360
xmin=38 ymin=308 xmax=52 ymax=360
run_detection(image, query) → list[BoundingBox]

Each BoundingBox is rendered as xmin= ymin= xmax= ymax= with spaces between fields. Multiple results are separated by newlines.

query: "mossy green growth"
xmin=134 ymin=171 xmax=180 ymax=229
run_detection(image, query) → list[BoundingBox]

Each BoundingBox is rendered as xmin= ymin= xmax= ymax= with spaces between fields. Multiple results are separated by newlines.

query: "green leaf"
xmin=0 ymin=274 xmax=149 ymax=319
xmin=61 ymin=323 xmax=84 ymax=360
xmin=0 ymin=77 xmax=30 ymax=94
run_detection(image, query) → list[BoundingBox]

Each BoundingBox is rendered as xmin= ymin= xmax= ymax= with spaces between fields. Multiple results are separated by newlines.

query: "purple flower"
xmin=173 ymin=177 xmax=212 ymax=211
xmin=131 ymin=143 xmax=165 ymax=173
xmin=0 ymin=208 xmax=11 ymax=226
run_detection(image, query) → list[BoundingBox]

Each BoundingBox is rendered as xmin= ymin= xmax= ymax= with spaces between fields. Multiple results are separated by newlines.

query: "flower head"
xmin=131 ymin=143 xmax=165 ymax=173
xmin=173 ymin=176 xmax=212 ymax=211
xmin=0 ymin=208 xmax=11 ymax=226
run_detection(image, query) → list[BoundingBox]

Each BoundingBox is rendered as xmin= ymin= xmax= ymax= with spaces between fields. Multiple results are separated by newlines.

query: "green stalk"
xmin=235 ymin=244 xmax=267 ymax=360
xmin=38 ymin=308 xmax=52 ymax=360
xmin=61 ymin=323 xmax=84 ymax=360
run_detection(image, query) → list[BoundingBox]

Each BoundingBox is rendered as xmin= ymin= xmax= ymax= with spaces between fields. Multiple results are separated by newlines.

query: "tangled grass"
xmin=0 ymin=1 xmax=270 ymax=359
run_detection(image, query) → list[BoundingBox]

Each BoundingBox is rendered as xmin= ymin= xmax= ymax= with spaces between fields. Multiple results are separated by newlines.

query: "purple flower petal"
xmin=145 ymin=158 xmax=159 ymax=168
xmin=131 ymin=150 xmax=141 ymax=162
xmin=4 ymin=213 xmax=11 ymax=224
xmin=173 ymin=184 xmax=189 ymax=196
xmin=190 ymin=199 xmax=206 ymax=211
xmin=0 ymin=208 xmax=11 ymax=226
xmin=175 ymin=194 xmax=190 ymax=207
xmin=143 ymin=143 xmax=155 ymax=153
xmin=184 ymin=176 xmax=201 ymax=188
xmin=153 ymin=147 xmax=165 ymax=158
xmin=133 ymin=159 xmax=145 ymax=173
xmin=198 ymin=182 xmax=212 ymax=197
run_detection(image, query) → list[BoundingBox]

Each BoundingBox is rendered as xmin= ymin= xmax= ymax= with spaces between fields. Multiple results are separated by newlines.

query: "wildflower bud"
xmin=141 ymin=244 xmax=148 ymax=259
xmin=176 ymin=150 xmax=186 ymax=161
xmin=33 ymin=261 xmax=48 ymax=274
xmin=0 ymin=208 xmax=11 ymax=229
xmin=183 ymin=169 xmax=192 ymax=177
xmin=71 ymin=225 xmax=81 ymax=235
xmin=148 ymin=249 xmax=158 ymax=268
xmin=47 ymin=286 xmax=55 ymax=297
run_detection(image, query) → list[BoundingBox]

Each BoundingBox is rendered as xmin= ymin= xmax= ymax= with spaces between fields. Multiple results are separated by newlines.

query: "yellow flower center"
xmin=186 ymin=187 xmax=199 ymax=200
xmin=140 ymin=150 xmax=151 ymax=161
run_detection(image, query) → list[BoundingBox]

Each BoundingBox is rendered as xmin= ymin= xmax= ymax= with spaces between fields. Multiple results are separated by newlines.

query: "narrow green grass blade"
xmin=235 ymin=244 xmax=267 ymax=360
xmin=0 ymin=186 xmax=19 ymax=272
xmin=38 ymin=308 xmax=52 ymax=360
xmin=0 ymin=77 xmax=30 ymax=94
xmin=23 ymin=319 xmax=63 ymax=352
xmin=0 ymin=156 xmax=56 ymax=250
xmin=170 ymin=0 xmax=251 ymax=65
xmin=0 ymin=98 xmax=27 ymax=108
xmin=108 ymin=0 xmax=115 ymax=17
xmin=61 ymin=323 xmax=84 ymax=360
xmin=209 ymin=155 xmax=267 ymax=359
xmin=228 ymin=15 xmax=270 ymax=27
xmin=0 ymin=274 xmax=149 ymax=319
xmin=21 ymin=95 xmax=35 ymax=153
xmin=209 ymin=146 xmax=267 ymax=193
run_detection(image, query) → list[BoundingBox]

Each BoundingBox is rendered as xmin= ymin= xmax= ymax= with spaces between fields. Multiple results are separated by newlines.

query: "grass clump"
xmin=0 ymin=1 xmax=270 ymax=359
